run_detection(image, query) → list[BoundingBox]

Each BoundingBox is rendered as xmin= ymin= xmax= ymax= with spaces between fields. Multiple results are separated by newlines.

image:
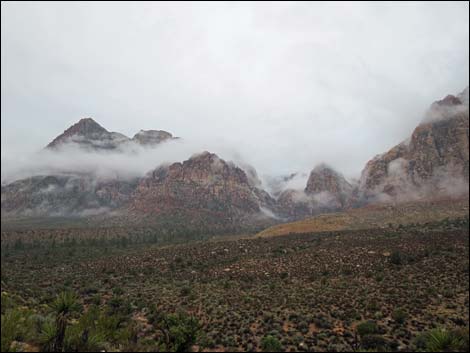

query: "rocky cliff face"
xmin=360 ymin=87 xmax=469 ymax=202
xmin=129 ymin=152 xmax=277 ymax=225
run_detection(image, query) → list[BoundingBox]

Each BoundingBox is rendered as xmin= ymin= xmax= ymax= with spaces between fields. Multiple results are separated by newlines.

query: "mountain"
xmin=276 ymin=164 xmax=356 ymax=220
xmin=131 ymin=130 xmax=176 ymax=146
xmin=46 ymin=118 xmax=175 ymax=151
xmin=46 ymin=118 xmax=129 ymax=151
xmin=305 ymin=164 xmax=355 ymax=208
xmin=2 ymin=88 xmax=469 ymax=229
xmin=1 ymin=174 xmax=138 ymax=217
xmin=128 ymin=152 xmax=277 ymax=228
xmin=359 ymin=87 xmax=469 ymax=202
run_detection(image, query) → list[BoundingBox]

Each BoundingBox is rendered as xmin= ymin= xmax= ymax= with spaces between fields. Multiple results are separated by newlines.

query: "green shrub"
xmin=392 ymin=308 xmax=407 ymax=324
xmin=356 ymin=321 xmax=379 ymax=336
xmin=260 ymin=335 xmax=282 ymax=352
xmin=390 ymin=250 xmax=402 ymax=265
xmin=155 ymin=313 xmax=202 ymax=352
xmin=360 ymin=334 xmax=388 ymax=350
xmin=180 ymin=286 xmax=192 ymax=297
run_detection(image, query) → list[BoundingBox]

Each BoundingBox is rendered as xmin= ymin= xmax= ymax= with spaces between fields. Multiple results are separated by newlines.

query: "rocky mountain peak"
xmin=130 ymin=152 xmax=276 ymax=225
xmin=47 ymin=117 xmax=110 ymax=148
xmin=305 ymin=164 xmax=352 ymax=195
xmin=132 ymin=129 xmax=174 ymax=146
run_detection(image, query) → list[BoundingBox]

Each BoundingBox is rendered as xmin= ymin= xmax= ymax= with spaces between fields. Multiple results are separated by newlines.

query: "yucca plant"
xmin=39 ymin=320 xmax=57 ymax=352
xmin=425 ymin=328 xmax=464 ymax=352
xmin=48 ymin=291 xmax=81 ymax=352
xmin=1 ymin=310 xmax=23 ymax=352
xmin=51 ymin=291 xmax=80 ymax=316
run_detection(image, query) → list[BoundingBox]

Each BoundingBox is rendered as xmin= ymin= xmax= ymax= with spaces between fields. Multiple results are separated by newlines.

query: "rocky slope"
xmin=359 ymin=87 xmax=469 ymax=202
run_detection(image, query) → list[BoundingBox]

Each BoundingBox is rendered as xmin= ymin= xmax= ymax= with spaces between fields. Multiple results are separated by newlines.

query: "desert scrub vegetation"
xmin=1 ymin=290 xmax=204 ymax=352
xmin=1 ymin=222 xmax=469 ymax=351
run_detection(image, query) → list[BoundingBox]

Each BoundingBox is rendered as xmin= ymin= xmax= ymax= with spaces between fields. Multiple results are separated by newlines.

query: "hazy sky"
xmin=1 ymin=1 xmax=469 ymax=180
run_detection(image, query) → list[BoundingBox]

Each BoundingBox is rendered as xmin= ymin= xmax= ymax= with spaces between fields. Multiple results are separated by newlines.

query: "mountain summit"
xmin=46 ymin=118 xmax=175 ymax=151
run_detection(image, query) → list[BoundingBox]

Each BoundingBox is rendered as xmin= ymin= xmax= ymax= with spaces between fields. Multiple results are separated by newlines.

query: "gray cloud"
xmin=1 ymin=1 xmax=469 ymax=180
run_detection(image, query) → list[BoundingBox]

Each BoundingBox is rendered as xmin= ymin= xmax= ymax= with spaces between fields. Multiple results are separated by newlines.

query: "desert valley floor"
xmin=1 ymin=200 xmax=469 ymax=352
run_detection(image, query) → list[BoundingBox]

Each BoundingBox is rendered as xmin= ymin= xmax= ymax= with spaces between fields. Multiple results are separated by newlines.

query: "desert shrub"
xmin=356 ymin=321 xmax=378 ymax=336
xmin=375 ymin=273 xmax=384 ymax=282
xmin=360 ymin=334 xmax=388 ymax=350
xmin=260 ymin=335 xmax=282 ymax=352
xmin=155 ymin=312 xmax=202 ymax=352
xmin=392 ymin=308 xmax=407 ymax=324
xmin=180 ymin=286 xmax=192 ymax=297
xmin=390 ymin=250 xmax=402 ymax=265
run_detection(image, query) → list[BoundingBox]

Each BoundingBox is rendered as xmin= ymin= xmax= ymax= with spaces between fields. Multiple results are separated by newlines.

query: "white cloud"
xmin=1 ymin=2 xmax=469 ymax=180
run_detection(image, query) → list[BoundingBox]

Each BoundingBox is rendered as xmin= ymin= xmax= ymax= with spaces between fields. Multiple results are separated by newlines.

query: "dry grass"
xmin=257 ymin=198 xmax=469 ymax=238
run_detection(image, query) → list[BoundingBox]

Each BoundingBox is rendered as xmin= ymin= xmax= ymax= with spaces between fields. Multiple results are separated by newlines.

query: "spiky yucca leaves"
xmin=39 ymin=320 xmax=57 ymax=352
xmin=1 ymin=310 xmax=23 ymax=352
xmin=51 ymin=291 xmax=81 ymax=316
xmin=424 ymin=328 xmax=465 ymax=352
xmin=47 ymin=291 xmax=81 ymax=352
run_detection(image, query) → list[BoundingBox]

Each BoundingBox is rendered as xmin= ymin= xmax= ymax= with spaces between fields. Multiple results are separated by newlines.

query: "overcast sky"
xmin=1 ymin=1 xmax=469 ymax=180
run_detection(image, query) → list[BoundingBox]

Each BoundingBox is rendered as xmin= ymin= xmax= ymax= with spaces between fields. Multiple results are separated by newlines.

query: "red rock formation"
xmin=360 ymin=87 xmax=469 ymax=202
xmin=129 ymin=152 xmax=277 ymax=224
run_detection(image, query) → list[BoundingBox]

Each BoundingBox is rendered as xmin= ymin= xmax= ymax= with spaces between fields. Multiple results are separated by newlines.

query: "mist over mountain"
xmin=2 ymin=87 xmax=468 ymax=229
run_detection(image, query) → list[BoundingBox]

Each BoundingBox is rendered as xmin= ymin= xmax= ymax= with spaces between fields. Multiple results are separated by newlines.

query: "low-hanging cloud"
xmin=2 ymin=136 xmax=296 ymax=194
xmin=1 ymin=2 xmax=469 ymax=183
